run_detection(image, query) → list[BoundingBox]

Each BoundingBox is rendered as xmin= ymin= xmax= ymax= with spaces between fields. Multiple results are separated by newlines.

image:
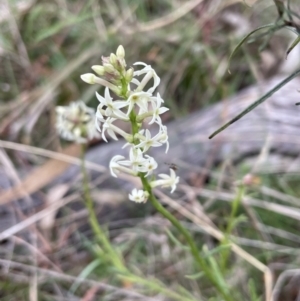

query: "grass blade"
xmin=228 ymin=24 xmax=275 ymax=73
xmin=286 ymin=35 xmax=300 ymax=58
xmin=209 ymin=68 xmax=300 ymax=139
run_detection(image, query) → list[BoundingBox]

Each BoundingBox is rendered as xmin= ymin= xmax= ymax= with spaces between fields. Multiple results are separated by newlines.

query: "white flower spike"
xmin=76 ymin=45 xmax=179 ymax=203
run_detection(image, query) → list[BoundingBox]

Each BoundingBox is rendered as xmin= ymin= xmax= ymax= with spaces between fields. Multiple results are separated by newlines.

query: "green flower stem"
xmin=129 ymin=111 xmax=139 ymax=135
xmin=140 ymin=176 xmax=234 ymax=301
xmin=80 ymin=144 xmax=127 ymax=272
xmin=120 ymin=77 xmax=129 ymax=99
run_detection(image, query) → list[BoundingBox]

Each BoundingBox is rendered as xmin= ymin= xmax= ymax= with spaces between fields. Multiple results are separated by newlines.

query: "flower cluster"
xmin=57 ymin=45 xmax=179 ymax=203
xmin=56 ymin=101 xmax=100 ymax=143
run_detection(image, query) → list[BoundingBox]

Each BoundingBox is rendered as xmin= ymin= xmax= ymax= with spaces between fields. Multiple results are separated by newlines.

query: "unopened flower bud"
xmin=116 ymin=45 xmax=125 ymax=59
xmin=92 ymin=65 xmax=105 ymax=76
xmin=81 ymin=73 xmax=96 ymax=84
xmin=125 ymin=68 xmax=134 ymax=82
xmin=103 ymin=63 xmax=116 ymax=74
xmin=109 ymin=53 xmax=118 ymax=67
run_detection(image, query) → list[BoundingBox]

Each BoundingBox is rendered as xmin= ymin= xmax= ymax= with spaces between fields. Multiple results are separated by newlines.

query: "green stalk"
xmin=140 ymin=176 xmax=234 ymax=301
xmin=226 ymin=185 xmax=244 ymax=235
xmin=221 ymin=185 xmax=244 ymax=271
xmin=80 ymin=144 xmax=127 ymax=272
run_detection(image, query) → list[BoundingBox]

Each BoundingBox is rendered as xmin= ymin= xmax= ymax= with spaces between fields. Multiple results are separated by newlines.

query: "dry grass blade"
xmin=137 ymin=0 xmax=204 ymax=32
xmin=0 ymin=143 xmax=81 ymax=204
xmin=0 ymin=258 xmax=157 ymax=301
xmin=0 ymin=193 xmax=77 ymax=241
xmin=20 ymin=46 xmax=100 ymax=135
xmin=259 ymin=185 xmax=300 ymax=206
xmin=12 ymin=236 xmax=62 ymax=272
xmin=271 ymin=269 xmax=300 ymax=301
xmin=0 ymin=140 xmax=106 ymax=172
xmin=3 ymin=0 xmax=31 ymax=68
xmin=197 ymin=188 xmax=300 ymax=220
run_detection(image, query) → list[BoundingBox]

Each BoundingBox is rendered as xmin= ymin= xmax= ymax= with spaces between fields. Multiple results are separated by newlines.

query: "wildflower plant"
xmin=56 ymin=46 xmax=234 ymax=301
xmin=80 ymin=45 xmax=179 ymax=203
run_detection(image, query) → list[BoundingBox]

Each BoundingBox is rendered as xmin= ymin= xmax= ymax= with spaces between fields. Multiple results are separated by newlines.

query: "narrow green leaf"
xmin=69 ymin=258 xmax=102 ymax=294
xmin=209 ymin=68 xmax=300 ymax=139
xmin=165 ymin=229 xmax=189 ymax=250
xmin=228 ymin=24 xmax=275 ymax=73
xmin=274 ymin=0 xmax=285 ymax=18
xmin=203 ymin=246 xmax=229 ymax=293
xmin=248 ymin=278 xmax=261 ymax=301
xmin=202 ymin=244 xmax=232 ymax=259
xmin=185 ymin=271 xmax=204 ymax=280
xmin=35 ymin=13 xmax=93 ymax=42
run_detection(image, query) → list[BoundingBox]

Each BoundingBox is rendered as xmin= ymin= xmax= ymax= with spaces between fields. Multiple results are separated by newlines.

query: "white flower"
xmin=95 ymin=111 xmax=105 ymax=132
xmin=109 ymin=155 xmax=125 ymax=177
xmin=56 ymin=101 xmax=100 ymax=143
xmin=150 ymin=169 xmax=179 ymax=193
xmin=102 ymin=118 xmax=132 ymax=142
xmin=119 ymin=147 xmax=147 ymax=172
xmin=129 ymin=189 xmax=149 ymax=203
xmin=156 ymin=125 xmax=169 ymax=153
xmin=126 ymin=91 xmax=152 ymax=115
xmin=121 ymin=129 xmax=144 ymax=149
xmin=102 ymin=118 xmax=118 ymax=142
xmin=96 ymin=88 xmax=128 ymax=120
xmin=133 ymin=62 xmax=160 ymax=94
xmin=149 ymin=93 xmax=169 ymax=125
xmin=109 ymin=155 xmax=137 ymax=178
xmin=135 ymin=129 xmax=162 ymax=153
xmin=139 ymin=155 xmax=158 ymax=177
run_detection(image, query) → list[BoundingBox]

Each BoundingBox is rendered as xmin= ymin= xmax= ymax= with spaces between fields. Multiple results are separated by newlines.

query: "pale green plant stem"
xmin=80 ymin=144 xmax=126 ymax=272
xmin=221 ymin=184 xmax=245 ymax=271
xmin=226 ymin=185 xmax=245 ymax=235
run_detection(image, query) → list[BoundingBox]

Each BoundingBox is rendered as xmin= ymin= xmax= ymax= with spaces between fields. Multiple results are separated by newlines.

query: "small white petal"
xmin=109 ymin=155 xmax=125 ymax=177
